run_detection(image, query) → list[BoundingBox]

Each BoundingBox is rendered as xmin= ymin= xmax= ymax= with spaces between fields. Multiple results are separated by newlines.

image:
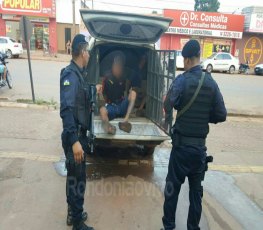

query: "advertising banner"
xmin=0 ymin=0 xmax=56 ymax=18
xmin=164 ymin=9 xmax=245 ymax=39
xmin=247 ymin=13 xmax=263 ymax=33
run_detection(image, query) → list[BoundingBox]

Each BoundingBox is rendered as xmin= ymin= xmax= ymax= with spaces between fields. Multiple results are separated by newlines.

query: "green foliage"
xmin=17 ymin=98 xmax=57 ymax=109
xmin=194 ymin=0 xmax=220 ymax=12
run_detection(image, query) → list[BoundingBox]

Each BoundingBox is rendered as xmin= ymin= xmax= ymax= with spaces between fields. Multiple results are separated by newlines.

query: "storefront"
xmin=161 ymin=10 xmax=245 ymax=58
xmin=235 ymin=7 xmax=263 ymax=67
xmin=0 ymin=0 xmax=57 ymax=52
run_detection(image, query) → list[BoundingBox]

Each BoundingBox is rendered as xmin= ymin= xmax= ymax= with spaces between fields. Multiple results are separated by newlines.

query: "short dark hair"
xmin=72 ymin=43 xmax=88 ymax=59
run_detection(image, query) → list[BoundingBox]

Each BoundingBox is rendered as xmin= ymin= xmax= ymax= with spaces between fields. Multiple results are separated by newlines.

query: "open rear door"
xmin=146 ymin=50 xmax=177 ymax=135
xmin=80 ymin=10 xmax=172 ymax=44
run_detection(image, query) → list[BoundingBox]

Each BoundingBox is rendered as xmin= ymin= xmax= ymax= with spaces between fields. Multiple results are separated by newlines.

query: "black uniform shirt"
xmin=103 ymin=74 xmax=126 ymax=104
xmin=60 ymin=61 xmax=85 ymax=146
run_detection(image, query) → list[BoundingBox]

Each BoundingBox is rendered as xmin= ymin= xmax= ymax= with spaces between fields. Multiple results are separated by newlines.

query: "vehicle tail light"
xmin=14 ymin=44 xmax=18 ymax=47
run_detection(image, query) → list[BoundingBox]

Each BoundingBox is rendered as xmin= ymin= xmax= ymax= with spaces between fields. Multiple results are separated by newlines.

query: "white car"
xmin=0 ymin=36 xmax=23 ymax=58
xmin=200 ymin=52 xmax=239 ymax=74
xmin=176 ymin=50 xmax=184 ymax=69
xmin=254 ymin=63 xmax=263 ymax=75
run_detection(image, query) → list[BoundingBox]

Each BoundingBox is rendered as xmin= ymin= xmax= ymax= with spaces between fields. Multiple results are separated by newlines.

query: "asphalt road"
xmin=0 ymin=108 xmax=262 ymax=229
xmin=0 ymin=59 xmax=263 ymax=115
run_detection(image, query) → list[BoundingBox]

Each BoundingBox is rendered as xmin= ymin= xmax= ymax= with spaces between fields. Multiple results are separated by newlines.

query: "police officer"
xmin=60 ymin=34 xmax=95 ymax=230
xmin=161 ymin=40 xmax=227 ymax=230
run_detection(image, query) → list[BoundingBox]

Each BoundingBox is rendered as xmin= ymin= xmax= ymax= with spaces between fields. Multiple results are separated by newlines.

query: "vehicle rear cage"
xmin=146 ymin=50 xmax=177 ymax=135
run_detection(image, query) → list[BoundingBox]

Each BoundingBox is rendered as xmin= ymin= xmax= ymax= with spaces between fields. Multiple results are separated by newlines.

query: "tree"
xmin=194 ymin=0 xmax=220 ymax=12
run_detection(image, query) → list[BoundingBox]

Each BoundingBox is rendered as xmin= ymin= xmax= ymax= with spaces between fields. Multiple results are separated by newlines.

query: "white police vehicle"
xmin=81 ymin=10 xmax=175 ymax=154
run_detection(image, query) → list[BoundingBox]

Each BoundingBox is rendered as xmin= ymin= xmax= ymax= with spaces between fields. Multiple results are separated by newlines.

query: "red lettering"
xmin=256 ymin=20 xmax=263 ymax=29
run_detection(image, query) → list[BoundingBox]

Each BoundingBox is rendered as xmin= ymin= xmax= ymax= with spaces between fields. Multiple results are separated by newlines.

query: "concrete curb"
xmin=0 ymin=100 xmax=262 ymax=118
xmin=0 ymin=101 xmax=57 ymax=111
xmin=20 ymin=56 xmax=70 ymax=62
xmin=228 ymin=113 xmax=263 ymax=119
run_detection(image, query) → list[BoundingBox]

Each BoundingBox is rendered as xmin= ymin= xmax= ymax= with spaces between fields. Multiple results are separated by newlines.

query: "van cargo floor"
xmin=94 ymin=118 xmax=169 ymax=141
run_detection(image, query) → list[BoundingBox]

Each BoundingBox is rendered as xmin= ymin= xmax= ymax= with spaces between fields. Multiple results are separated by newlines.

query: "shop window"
xmin=213 ymin=44 xmax=231 ymax=53
xmin=30 ymin=24 xmax=50 ymax=50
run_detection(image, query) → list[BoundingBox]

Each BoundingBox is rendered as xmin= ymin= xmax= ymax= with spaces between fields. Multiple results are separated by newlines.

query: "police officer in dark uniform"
xmin=161 ymin=40 xmax=227 ymax=230
xmin=60 ymin=34 xmax=95 ymax=230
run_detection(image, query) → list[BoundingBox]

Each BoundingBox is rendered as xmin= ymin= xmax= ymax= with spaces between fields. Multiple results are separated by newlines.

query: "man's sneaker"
xmin=67 ymin=206 xmax=88 ymax=226
xmin=72 ymin=221 xmax=94 ymax=230
xmin=118 ymin=121 xmax=132 ymax=133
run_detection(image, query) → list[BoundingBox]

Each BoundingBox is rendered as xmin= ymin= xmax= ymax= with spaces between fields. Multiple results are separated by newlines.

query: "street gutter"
xmin=1 ymin=98 xmax=262 ymax=118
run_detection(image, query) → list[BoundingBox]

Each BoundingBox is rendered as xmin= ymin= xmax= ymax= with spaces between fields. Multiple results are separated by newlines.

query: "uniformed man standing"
xmin=60 ymin=34 xmax=96 ymax=230
xmin=161 ymin=40 xmax=227 ymax=230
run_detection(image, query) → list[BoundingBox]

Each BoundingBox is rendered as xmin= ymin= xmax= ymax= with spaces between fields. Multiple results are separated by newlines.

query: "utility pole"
xmin=72 ymin=0 xmax=76 ymax=35
xmin=92 ymin=0 xmax=94 ymax=9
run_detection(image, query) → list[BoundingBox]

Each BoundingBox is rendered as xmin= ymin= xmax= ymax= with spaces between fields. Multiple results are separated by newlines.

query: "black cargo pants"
xmin=162 ymin=145 xmax=207 ymax=230
xmin=62 ymin=134 xmax=89 ymax=225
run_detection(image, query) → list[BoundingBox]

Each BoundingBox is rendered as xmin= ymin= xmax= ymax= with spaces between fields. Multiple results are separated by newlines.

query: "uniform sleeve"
xmin=164 ymin=74 xmax=184 ymax=113
xmin=209 ymin=83 xmax=227 ymax=124
xmin=60 ymin=72 xmax=79 ymax=146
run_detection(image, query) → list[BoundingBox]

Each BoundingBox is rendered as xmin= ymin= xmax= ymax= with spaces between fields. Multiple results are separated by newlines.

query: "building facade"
xmin=56 ymin=0 xmax=82 ymax=53
xmin=161 ymin=9 xmax=245 ymax=59
xmin=0 ymin=0 xmax=57 ymax=51
xmin=235 ymin=7 xmax=263 ymax=67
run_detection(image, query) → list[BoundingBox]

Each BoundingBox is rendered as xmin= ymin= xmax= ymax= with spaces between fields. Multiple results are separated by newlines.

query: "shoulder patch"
xmin=63 ymin=79 xmax=71 ymax=86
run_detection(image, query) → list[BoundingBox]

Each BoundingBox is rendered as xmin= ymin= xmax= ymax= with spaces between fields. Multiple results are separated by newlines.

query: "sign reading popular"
xmin=2 ymin=0 xmax=41 ymax=11
xmin=0 ymin=0 xmax=56 ymax=17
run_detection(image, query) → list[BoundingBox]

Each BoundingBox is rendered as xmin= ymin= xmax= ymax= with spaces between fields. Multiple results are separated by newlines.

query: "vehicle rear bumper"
xmin=94 ymin=117 xmax=169 ymax=142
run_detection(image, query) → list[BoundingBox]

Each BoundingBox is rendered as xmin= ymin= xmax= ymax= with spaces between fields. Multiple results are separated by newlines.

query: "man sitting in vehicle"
xmin=128 ymin=54 xmax=147 ymax=116
xmin=100 ymin=55 xmax=137 ymax=134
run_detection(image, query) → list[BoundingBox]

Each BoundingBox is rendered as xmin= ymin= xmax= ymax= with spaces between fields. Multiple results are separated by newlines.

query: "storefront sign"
xmin=0 ymin=0 xmax=56 ymax=18
xmin=244 ymin=37 xmax=262 ymax=66
xmin=164 ymin=10 xmax=244 ymax=39
xmin=247 ymin=13 xmax=263 ymax=33
xmin=167 ymin=27 xmax=243 ymax=39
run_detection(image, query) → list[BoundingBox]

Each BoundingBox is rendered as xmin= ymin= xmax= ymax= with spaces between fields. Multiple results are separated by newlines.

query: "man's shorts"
xmin=106 ymin=98 xmax=129 ymax=121
xmin=0 ymin=65 xmax=5 ymax=74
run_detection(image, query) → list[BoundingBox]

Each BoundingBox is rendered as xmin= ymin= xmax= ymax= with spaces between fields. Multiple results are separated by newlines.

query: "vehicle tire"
xmin=206 ymin=64 xmax=213 ymax=73
xmin=229 ymin=65 xmax=235 ymax=74
xmin=6 ymin=71 xmax=13 ymax=89
xmin=6 ymin=50 xmax=12 ymax=59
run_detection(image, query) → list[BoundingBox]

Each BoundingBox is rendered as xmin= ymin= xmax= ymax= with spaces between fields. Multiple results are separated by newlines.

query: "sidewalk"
xmin=20 ymin=50 xmax=71 ymax=62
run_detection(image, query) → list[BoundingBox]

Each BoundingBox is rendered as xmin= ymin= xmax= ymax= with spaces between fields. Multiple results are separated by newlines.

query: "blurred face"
xmin=112 ymin=64 xmax=123 ymax=78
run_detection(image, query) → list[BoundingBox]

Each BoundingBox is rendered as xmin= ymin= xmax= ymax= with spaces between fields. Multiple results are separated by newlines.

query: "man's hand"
xmin=96 ymin=84 xmax=103 ymax=95
xmin=72 ymin=141 xmax=84 ymax=164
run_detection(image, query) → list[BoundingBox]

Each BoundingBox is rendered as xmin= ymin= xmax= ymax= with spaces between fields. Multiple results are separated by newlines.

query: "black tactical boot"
xmin=67 ymin=206 xmax=88 ymax=226
xmin=72 ymin=221 xmax=94 ymax=230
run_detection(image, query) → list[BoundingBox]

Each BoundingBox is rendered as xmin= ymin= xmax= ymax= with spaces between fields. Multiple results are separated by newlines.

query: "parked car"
xmin=254 ymin=63 xmax=263 ymax=75
xmin=0 ymin=36 xmax=23 ymax=58
xmin=176 ymin=50 xmax=184 ymax=69
xmin=200 ymin=52 xmax=239 ymax=74
xmin=80 ymin=10 xmax=174 ymax=154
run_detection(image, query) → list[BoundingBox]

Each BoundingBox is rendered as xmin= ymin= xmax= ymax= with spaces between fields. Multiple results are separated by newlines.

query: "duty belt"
xmin=174 ymin=133 xmax=206 ymax=147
